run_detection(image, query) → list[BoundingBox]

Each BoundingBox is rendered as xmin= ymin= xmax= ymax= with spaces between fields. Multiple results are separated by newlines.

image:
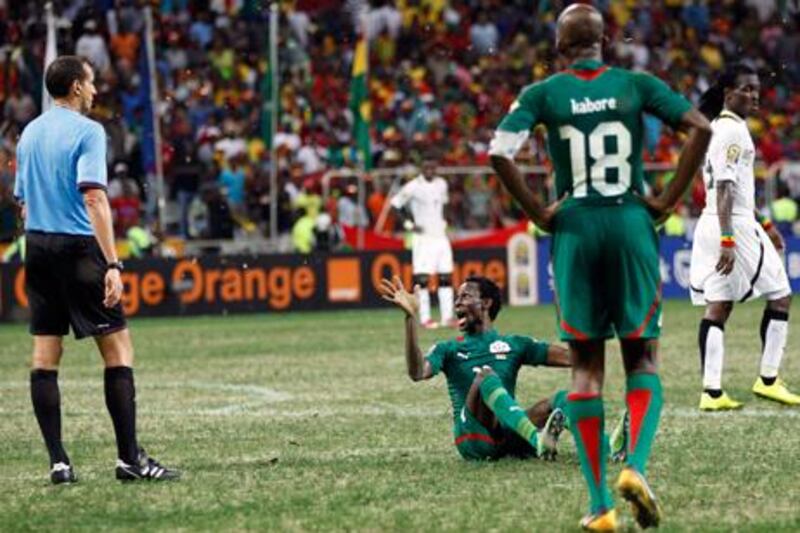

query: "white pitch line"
xmin=2 ymin=379 xmax=799 ymax=419
xmin=664 ymin=406 xmax=800 ymax=418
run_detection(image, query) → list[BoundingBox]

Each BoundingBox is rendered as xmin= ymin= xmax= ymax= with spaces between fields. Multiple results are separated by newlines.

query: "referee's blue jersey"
xmin=14 ymin=106 xmax=108 ymax=236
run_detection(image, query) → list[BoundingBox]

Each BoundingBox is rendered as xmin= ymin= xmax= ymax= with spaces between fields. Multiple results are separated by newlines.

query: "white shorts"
xmin=689 ymin=214 xmax=791 ymax=305
xmin=411 ymin=234 xmax=453 ymax=275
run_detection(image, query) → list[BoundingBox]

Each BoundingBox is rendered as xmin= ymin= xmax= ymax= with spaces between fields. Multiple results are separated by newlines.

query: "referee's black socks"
xmin=104 ymin=366 xmax=139 ymax=465
xmin=30 ymin=369 xmax=70 ymax=466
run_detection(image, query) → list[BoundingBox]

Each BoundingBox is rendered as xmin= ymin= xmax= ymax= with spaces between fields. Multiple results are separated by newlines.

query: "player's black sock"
xmin=760 ymin=376 xmax=777 ymax=386
xmin=104 ymin=366 xmax=139 ymax=464
xmin=703 ymin=388 xmax=723 ymax=398
xmin=30 ymin=369 xmax=70 ymax=466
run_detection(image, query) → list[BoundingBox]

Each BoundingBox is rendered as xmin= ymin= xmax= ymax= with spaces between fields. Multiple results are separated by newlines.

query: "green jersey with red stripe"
xmin=425 ymin=329 xmax=549 ymax=423
xmin=496 ymin=59 xmax=690 ymax=205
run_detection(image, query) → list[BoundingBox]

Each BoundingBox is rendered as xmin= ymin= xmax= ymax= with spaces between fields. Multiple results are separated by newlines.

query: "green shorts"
xmin=453 ymin=407 xmax=534 ymax=461
xmin=551 ymin=198 xmax=661 ymax=341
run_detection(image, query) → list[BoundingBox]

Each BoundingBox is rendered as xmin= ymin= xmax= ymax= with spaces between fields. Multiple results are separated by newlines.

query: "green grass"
xmin=1 ymin=300 xmax=800 ymax=531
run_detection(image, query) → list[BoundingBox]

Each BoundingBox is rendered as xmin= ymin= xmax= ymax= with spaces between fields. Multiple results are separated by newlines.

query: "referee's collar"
xmin=719 ymin=108 xmax=744 ymax=122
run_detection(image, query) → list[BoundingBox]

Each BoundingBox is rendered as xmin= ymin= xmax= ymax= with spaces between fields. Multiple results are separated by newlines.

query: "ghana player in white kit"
xmin=390 ymin=158 xmax=455 ymax=329
xmin=690 ymin=64 xmax=800 ymax=410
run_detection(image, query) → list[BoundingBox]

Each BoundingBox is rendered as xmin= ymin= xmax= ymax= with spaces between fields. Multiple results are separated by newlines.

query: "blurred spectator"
xmin=188 ymin=183 xmax=234 ymax=239
xmin=171 ymin=144 xmax=204 ymax=238
xmin=469 ymin=11 xmax=499 ymax=55
xmin=75 ymin=20 xmax=111 ymax=73
xmin=3 ymin=86 xmax=36 ymax=127
xmin=218 ymin=154 xmax=247 ymax=212
xmin=293 ymin=177 xmax=322 ymax=218
xmin=127 ymin=225 xmax=154 ymax=258
xmin=337 ymin=183 xmax=368 ymax=227
xmin=292 ymin=212 xmax=315 ymax=253
xmin=110 ymin=177 xmax=142 ymax=238
xmin=109 ymin=20 xmax=141 ymax=64
xmin=770 ymin=182 xmax=798 ymax=235
xmin=313 ymin=212 xmax=342 ymax=252
xmin=0 ymin=180 xmax=18 ymax=242
xmin=464 ymin=175 xmax=496 ymax=229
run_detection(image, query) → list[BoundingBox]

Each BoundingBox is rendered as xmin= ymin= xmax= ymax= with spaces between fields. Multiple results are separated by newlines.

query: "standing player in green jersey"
xmin=489 ymin=4 xmax=711 ymax=531
xmin=380 ymin=275 xmax=571 ymax=461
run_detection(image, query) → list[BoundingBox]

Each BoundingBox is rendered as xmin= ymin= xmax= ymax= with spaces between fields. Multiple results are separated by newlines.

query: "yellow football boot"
xmin=752 ymin=377 xmax=800 ymax=405
xmin=580 ymin=509 xmax=618 ymax=532
xmin=616 ymin=467 xmax=661 ymax=529
xmin=698 ymin=391 xmax=744 ymax=411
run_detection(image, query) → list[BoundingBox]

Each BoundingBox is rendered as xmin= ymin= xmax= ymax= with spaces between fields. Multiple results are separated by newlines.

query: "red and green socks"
xmin=566 ymin=393 xmax=613 ymax=514
xmin=625 ymin=372 xmax=663 ymax=475
xmin=479 ymin=373 xmax=538 ymax=448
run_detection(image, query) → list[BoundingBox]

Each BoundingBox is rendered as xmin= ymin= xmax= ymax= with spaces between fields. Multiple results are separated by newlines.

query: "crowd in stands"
xmin=2 ymin=0 xmax=800 ymax=254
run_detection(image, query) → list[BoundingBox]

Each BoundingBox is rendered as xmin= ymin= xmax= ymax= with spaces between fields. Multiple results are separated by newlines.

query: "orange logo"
xmin=327 ymin=258 xmax=361 ymax=302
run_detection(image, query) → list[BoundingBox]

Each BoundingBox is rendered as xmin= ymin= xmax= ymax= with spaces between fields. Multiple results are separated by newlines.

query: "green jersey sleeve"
xmin=496 ymin=83 xmax=544 ymax=133
xmin=635 ymin=73 xmax=692 ymax=129
xmin=514 ymin=336 xmax=549 ymax=366
xmin=424 ymin=342 xmax=450 ymax=376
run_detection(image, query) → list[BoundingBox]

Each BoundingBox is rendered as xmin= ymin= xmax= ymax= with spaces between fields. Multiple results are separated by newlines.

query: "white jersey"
xmin=701 ymin=109 xmax=756 ymax=217
xmin=690 ymin=109 xmax=791 ymax=305
xmin=390 ymin=175 xmax=449 ymax=236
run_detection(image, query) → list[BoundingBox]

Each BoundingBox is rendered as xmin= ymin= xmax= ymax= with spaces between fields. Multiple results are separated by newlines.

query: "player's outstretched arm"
xmin=640 ymin=108 xmax=712 ymax=221
xmin=544 ymin=345 xmax=571 ymax=367
xmin=379 ymin=276 xmax=433 ymax=381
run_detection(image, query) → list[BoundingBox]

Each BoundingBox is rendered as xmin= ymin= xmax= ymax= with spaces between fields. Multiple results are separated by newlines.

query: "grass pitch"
xmin=1 ymin=300 xmax=800 ymax=531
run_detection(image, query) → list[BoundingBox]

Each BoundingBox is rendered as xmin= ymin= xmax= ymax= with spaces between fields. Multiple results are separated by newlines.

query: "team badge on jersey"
xmin=726 ymin=144 xmax=741 ymax=164
xmin=489 ymin=341 xmax=511 ymax=356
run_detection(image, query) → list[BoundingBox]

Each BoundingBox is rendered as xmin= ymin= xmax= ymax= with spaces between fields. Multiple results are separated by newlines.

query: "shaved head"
xmin=556 ymin=3 xmax=604 ymax=59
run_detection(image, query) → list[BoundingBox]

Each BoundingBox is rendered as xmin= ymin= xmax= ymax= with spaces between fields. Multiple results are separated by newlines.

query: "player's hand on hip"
xmin=104 ymin=268 xmax=124 ymax=308
xmin=635 ymin=193 xmax=671 ymax=225
xmin=538 ymin=193 xmax=569 ymax=233
xmin=716 ymin=247 xmax=735 ymax=276
xmin=766 ymin=226 xmax=785 ymax=251
xmin=379 ymin=275 xmax=419 ymax=317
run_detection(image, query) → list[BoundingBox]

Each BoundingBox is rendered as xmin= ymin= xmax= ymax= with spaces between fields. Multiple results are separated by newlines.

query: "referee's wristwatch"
xmin=107 ymin=261 xmax=124 ymax=272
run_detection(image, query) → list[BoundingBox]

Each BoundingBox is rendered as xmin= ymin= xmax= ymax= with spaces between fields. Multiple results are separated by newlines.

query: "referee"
xmin=14 ymin=56 xmax=179 ymax=484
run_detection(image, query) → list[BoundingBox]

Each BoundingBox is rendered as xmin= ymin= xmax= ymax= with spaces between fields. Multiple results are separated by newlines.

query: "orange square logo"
xmin=327 ymin=258 xmax=361 ymax=302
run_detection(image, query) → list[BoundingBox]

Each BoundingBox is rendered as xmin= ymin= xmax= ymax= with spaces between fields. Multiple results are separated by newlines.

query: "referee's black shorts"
xmin=25 ymin=231 xmax=126 ymax=339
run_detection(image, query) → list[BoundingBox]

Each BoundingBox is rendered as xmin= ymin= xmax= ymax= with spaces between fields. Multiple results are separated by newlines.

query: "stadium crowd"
xmin=1 ymin=0 xmax=800 ymax=251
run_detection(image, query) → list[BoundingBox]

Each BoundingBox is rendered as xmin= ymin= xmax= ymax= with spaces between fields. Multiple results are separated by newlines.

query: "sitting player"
xmin=380 ymin=275 xmax=571 ymax=460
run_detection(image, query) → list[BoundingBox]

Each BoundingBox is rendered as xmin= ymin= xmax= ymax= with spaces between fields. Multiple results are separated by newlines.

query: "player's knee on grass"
xmin=466 ymin=367 xmax=497 ymax=426
xmin=413 ymin=274 xmax=430 ymax=291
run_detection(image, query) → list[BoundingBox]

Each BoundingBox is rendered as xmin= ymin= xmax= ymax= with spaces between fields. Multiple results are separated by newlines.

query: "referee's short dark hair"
xmin=45 ymin=56 xmax=92 ymax=98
